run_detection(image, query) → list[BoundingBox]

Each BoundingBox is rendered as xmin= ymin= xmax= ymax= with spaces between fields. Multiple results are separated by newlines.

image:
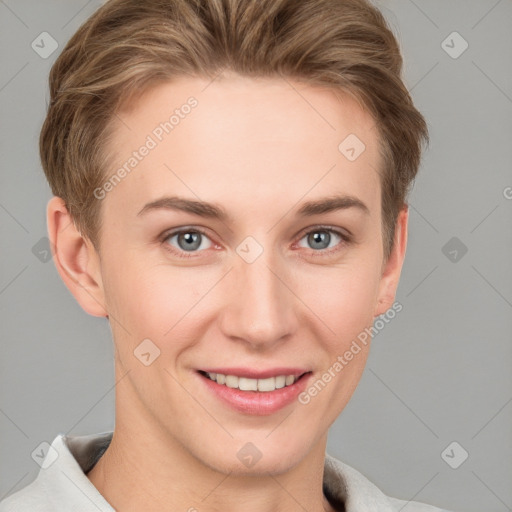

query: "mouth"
xmin=198 ymin=370 xmax=309 ymax=392
xmin=196 ymin=368 xmax=312 ymax=415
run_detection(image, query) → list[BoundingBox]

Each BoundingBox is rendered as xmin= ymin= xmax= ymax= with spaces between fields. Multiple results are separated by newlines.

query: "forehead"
xmin=101 ymin=74 xmax=382 ymax=222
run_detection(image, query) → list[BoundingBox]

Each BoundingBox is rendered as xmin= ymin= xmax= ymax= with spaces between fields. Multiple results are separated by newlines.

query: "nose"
xmin=217 ymin=251 xmax=297 ymax=350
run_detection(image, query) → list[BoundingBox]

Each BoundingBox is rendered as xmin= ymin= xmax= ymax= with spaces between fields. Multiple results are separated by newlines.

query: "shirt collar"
xmin=34 ymin=432 xmax=115 ymax=512
xmin=33 ymin=431 xmax=396 ymax=512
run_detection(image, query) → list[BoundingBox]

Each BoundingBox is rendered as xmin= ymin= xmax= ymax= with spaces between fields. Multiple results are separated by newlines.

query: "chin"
xmin=188 ymin=433 xmax=315 ymax=477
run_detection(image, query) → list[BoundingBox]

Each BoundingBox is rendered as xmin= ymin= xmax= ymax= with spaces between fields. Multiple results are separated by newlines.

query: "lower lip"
xmin=198 ymin=372 xmax=311 ymax=415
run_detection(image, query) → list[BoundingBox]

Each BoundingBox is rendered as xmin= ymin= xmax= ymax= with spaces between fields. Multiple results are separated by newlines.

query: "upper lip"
xmin=199 ymin=368 xmax=310 ymax=379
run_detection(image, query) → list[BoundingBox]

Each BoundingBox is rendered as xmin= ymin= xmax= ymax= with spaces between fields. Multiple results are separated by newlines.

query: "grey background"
xmin=1 ymin=1 xmax=511 ymax=511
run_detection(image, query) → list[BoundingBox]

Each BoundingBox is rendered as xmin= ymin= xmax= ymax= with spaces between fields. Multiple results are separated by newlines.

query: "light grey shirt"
xmin=0 ymin=431 xmax=451 ymax=511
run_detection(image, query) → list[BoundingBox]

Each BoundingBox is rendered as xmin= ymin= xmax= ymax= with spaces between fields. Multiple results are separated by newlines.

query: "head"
xmin=43 ymin=0 xmax=428 ymax=475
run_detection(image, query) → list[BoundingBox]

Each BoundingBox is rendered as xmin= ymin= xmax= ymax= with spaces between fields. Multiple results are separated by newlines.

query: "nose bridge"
xmin=219 ymin=246 xmax=296 ymax=348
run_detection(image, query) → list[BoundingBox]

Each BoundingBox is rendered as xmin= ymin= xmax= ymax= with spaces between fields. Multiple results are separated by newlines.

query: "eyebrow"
xmin=137 ymin=194 xmax=370 ymax=221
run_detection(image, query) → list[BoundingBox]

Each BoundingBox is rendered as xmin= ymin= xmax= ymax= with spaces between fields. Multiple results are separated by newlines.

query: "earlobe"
xmin=47 ymin=196 xmax=108 ymax=318
xmin=374 ymin=206 xmax=408 ymax=317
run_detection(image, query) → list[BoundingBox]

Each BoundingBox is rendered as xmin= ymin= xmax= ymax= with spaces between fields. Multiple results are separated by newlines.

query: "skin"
xmin=47 ymin=72 xmax=408 ymax=512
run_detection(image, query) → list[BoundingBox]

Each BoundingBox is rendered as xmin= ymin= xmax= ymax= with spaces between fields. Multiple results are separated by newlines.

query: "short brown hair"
xmin=40 ymin=0 xmax=428 ymax=261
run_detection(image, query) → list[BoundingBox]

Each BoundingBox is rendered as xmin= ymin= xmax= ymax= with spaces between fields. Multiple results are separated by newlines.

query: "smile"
xmin=196 ymin=368 xmax=312 ymax=415
xmin=201 ymin=371 xmax=300 ymax=392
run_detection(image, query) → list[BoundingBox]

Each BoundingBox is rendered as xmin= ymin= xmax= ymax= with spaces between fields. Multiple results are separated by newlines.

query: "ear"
xmin=47 ymin=196 xmax=107 ymax=317
xmin=374 ymin=205 xmax=408 ymax=317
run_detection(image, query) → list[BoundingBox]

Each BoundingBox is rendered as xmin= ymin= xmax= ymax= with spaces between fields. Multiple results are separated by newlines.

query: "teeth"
xmin=239 ymin=377 xmax=258 ymax=391
xmin=225 ymin=375 xmax=239 ymax=388
xmin=275 ymin=376 xmax=286 ymax=388
xmin=205 ymin=372 xmax=299 ymax=392
xmin=257 ymin=377 xmax=275 ymax=392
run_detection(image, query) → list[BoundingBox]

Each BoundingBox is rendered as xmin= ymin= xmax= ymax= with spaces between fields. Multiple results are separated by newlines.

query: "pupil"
xmin=309 ymin=231 xmax=330 ymax=250
xmin=179 ymin=232 xmax=201 ymax=251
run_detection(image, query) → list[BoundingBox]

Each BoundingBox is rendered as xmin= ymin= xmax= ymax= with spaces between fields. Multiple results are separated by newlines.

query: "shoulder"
xmin=387 ymin=496 xmax=453 ymax=512
xmin=0 ymin=477 xmax=49 ymax=512
xmin=324 ymin=453 xmax=454 ymax=512
xmin=0 ymin=431 xmax=114 ymax=512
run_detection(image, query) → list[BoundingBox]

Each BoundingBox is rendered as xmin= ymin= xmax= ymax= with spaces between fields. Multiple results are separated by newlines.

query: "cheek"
xmin=101 ymin=236 xmax=382 ymax=356
xmin=294 ymin=261 xmax=380 ymax=419
xmin=292 ymin=256 xmax=381 ymax=345
xmin=102 ymin=252 xmax=214 ymax=348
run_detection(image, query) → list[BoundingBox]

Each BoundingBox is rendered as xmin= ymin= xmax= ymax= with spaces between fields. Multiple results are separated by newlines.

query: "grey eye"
xmin=298 ymin=230 xmax=342 ymax=251
xmin=167 ymin=231 xmax=212 ymax=252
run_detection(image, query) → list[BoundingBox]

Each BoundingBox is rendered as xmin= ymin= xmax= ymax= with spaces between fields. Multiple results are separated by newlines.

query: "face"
xmin=54 ymin=72 xmax=406 ymax=475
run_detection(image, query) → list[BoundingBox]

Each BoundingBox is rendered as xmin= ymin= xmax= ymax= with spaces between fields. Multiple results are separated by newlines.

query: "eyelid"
xmin=160 ymin=225 xmax=212 ymax=241
xmin=295 ymin=224 xmax=352 ymax=242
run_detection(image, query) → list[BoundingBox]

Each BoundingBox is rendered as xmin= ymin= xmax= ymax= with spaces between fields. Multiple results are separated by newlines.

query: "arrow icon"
xmin=134 ymin=339 xmax=161 ymax=365
xmin=236 ymin=236 xmax=263 ymax=263
xmin=237 ymin=442 xmax=262 ymax=467
xmin=31 ymin=32 xmax=59 ymax=59
xmin=32 ymin=441 xmax=59 ymax=468
xmin=441 ymin=32 xmax=468 ymax=59
xmin=338 ymin=134 xmax=365 ymax=161
xmin=442 ymin=237 xmax=467 ymax=263
xmin=32 ymin=237 xmax=53 ymax=262
xmin=441 ymin=441 xmax=468 ymax=469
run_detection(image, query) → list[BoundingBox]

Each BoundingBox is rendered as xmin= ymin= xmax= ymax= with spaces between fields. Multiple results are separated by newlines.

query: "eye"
xmin=160 ymin=225 xmax=350 ymax=259
xmin=296 ymin=227 xmax=349 ymax=253
xmin=162 ymin=228 xmax=213 ymax=257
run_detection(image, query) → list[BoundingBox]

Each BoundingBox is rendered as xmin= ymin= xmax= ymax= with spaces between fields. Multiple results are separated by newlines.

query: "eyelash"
xmin=159 ymin=225 xmax=352 ymax=260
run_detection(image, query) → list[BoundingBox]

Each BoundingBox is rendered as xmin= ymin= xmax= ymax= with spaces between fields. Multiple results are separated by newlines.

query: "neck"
xmin=88 ymin=431 xmax=334 ymax=512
